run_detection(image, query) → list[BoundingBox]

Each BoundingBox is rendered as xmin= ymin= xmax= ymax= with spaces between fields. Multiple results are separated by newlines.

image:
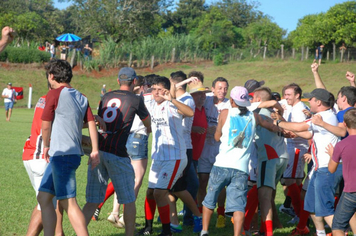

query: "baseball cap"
xmin=230 ymin=86 xmax=251 ymax=107
xmin=303 ymin=88 xmax=330 ymax=102
xmin=7 ymin=82 xmax=12 ymax=86
xmin=118 ymin=67 xmax=137 ymax=81
xmin=244 ymin=79 xmax=265 ymax=93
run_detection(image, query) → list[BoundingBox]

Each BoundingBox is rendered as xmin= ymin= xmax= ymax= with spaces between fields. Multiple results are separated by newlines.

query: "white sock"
xmin=316 ymin=229 xmax=326 ymax=236
xmin=201 ymin=230 xmax=209 ymax=236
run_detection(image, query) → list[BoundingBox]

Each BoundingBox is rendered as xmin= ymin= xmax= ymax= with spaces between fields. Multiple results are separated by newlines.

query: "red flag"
xmin=12 ymin=87 xmax=24 ymax=100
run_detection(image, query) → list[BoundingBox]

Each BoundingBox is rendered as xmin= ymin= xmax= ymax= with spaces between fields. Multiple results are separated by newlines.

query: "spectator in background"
xmin=83 ymin=44 xmax=93 ymax=60
xmin=60 ymin=43 xmax=68 ymax=60
xmin=101 ymin=84 xmax=106 ymax=98
xmin=0 ymin=26 xmax=15 ymax=54
xmin=314 ymin=44 xmax=324 ymax=65
xmin=2 ymin=82 xmax=17 ymax=121
xmin=50 ymin=42 xmax=56 ymax=59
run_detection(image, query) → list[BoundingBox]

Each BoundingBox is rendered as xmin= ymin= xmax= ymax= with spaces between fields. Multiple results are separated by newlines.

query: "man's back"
xmin=98 ymin=90 xmax=149 ymax=157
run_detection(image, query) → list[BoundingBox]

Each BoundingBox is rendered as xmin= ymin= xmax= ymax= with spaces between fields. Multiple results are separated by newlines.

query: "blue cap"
xmin=118 ymin=67 xmax=137 ymax=81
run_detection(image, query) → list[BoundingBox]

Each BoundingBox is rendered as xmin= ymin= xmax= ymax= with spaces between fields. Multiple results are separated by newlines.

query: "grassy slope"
xmin=0 ymin=60 xmax=355 ymax=235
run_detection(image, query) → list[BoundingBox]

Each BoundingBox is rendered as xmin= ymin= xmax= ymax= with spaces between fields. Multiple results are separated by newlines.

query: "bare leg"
xmin=197 ymin=174 xmax=209 ymax=208
xmin=7 ymin=108 xmax=12 ymax=121
xmin=258 ymin=187 xmax=273 ymax=222
xmin=131 ymin=159 xmax=148 ymax=197
xmin=324 ymin=215 xmax=334 ymax=229
xmin=217 ymin=188 xmax=226 ymax=212
xmin=349 ymin=213 xmax=356 ymax=233
xmin=310 ymin=214 xmax=325 ymax=231
xmin=60 ymin=198 xmax=88 ymax=236
xmin=174 ymin=190 xmax=201 ymax=217
xmin=26 ymin=205 xmax=43 ymax=236
xmin=123 ymin=202 xmax=136 ymax=236
xmin=82 ymin=202 xmax=100 ymax=226
xmin=168 ymin=194 xmax=179 ymax=225
xmin=37 ymin=192 xmax=56 ymax=236
xmin=55 ymin=201 xmax=65 ymax=236
xmin=272 ymin=190 xmax=283 ymax=229
xmin=233 ymin=211 xmax=244 ymax=236
xmin=202 ymin=206 xmax=214 ymax=232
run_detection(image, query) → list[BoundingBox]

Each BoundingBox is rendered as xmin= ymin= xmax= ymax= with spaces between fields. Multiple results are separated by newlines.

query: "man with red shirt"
xmin=37 ymin=59 xmax=99 ymax=236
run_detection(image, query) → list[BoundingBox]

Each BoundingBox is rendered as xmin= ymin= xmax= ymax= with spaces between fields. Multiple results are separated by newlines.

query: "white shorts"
xmin=24 ymin=159 xmax=52 ymax=210
xmin=148 ymin=158 xmax=187 ymax=190
xmin=282 ymin=146 xmax=308 ymax=179
xmin=197 ymin=143 xmax=220 ymax=174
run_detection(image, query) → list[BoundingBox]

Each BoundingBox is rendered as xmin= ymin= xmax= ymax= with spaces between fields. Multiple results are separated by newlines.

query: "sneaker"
xmin=216 ymin=215 xmax=226 ymax=228
xmin=201 ymin=234 xmax=209 ymax=236
xmin=279 ymin=205 xmax=296 ymax=218
xmin=107 ymin=213 xmax=125 ymax=228
xmin=170 ymin=224 xmax=183 ymax=233
xmin=289 ymin=226 xmax=310 ymax=236
xmin=193 ymin=216 xmax=202 ymax=233
xmin=118 ymin=214 xmax=125 ymax=227
xmin=92 ymin=208 xmax=101 ymax=221
xmin=178 ymin=209 xmax=185 ymax=216
xmin=287 ymin=216 xmax=299 ymax=225
xmin=137 ymin=227 xmax=153 ymax=235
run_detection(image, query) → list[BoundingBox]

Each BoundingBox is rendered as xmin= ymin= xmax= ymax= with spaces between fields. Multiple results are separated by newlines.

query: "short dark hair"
xmin=45 ymin=59 xmax=73 ymax=84
xmin=343 ymin=108 xmax=356 ymax=129
xmin=170 ymin=71 xmax=187 ymax=90
xmin=144 ymin=74 xmax=159 ymax=86
xmin=135 ymin=75 xmax=145 ymax=87
xmin=254 ymin=87 xmax=272 ymax=101
xmin=188 ymin=71 xmax=204 ymax=83
xmin=338 ymin=86 xmax=356 ymax=107
xmin=152 ymin=76 xmax=170 ymax=90
xmin=283 ymin=83 xmax=302 ymax=99
xmin=212 ymin=77 xmax=229 ymax=88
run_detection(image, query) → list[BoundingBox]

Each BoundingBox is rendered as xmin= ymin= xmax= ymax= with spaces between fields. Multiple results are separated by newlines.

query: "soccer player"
xmin=276 ymin=88 xmax=339 ymax=236
xmin=197 ymin=77 xmax=230 ymax=228
xmin=83 ymin=67 xmax=151 ymax=236
xmin=139 ymin=76 xmax=193 ymax=236
xmin=37 ymin=59 xmax=99 ymax=236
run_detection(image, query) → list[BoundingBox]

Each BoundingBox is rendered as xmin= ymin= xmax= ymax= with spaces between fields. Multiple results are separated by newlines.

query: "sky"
xmin=54 ymin=0 xmax=350 ymax=34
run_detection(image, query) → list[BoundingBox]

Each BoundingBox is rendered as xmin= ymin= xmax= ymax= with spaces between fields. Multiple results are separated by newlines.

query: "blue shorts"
xmin=332 ymin=192 xmax=356 ymax=231
xmin=38 ymin=155 xmax=81 ymax=200
xmin=304 ymin=167 xmax=335 ymax=217
xmin=86 ymin=151 xmax=135 ymax=204
xmin=203 ymin=166 xmax=248 ymax=216
xmin=4 ymin=102 xmax=14 ymax=111
xmin=126 ymin=133 xmax=148 ymax=160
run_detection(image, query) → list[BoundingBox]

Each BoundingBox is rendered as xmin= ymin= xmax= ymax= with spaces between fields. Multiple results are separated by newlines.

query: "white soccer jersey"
xmin=130 ymin=93 xmax=152 ymax=135
xmin=148 ymin=100 xmax=186 ymax=161
xmin=177 ymin=92 xmax=195 ymax=149
xmin=285 ymin=101 xmax=309 ymax=149
xmin=306 ymin=109 xmax=339 ymax=169
xmin=204 ymin=93 xmax=230 ymax=145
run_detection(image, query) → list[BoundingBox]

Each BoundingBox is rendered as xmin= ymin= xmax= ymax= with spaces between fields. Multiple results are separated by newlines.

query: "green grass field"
xmin=1 ymin=60 xmax=355 ymax=235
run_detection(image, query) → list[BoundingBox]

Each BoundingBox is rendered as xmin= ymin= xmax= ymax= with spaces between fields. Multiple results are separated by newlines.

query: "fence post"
xmin=305 ymin=46 xmax=309 ymax=60
xmin=292 ymin=48 xmax=295 ymax=59
xmin=327 ymin=50 xmax=330 ymax=61
xmin=340 ymin=48 xmax=345 ymax=63
xmin=171 ymin=48 xmax=175 ymax=63
xmin=276 ymin=50 xmax=280 ymax=58
xmin=70 ymin=50 xmax=76 ymax=68
xmin=263 ymin=45 xmax=267 ymax=60
xmin=348 ymin=50 xmax=350 ymax=62
xmin=151 ymin=55 xmax=154 ymax=70
xmin=333 ymin=43 xmax=336 ymax=61
xmin=128 ymin=52 xmax=133 ymax=67
xmin=281 ymin=44 xmax=284 ymax=60
xmin=301 ymin=46 xmax=304 ymax=61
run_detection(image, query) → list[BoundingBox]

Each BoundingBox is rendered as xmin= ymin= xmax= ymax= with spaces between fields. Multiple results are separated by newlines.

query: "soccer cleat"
xmin=92 ymin=208 xmax=101 ymax=221
xmin=137 ymin=227 xmax=153 ymax=235
xmin=288 ymin=226 xmax=310 ymax=236
xmin=279 ymin=205 xmax=296 ymax=218
xmin=287 ymin=216 xmax=299 ymax=225
xmin=193 ymin=216 xmax=203 ymax=233
xmin=215 ymin=215 xmax=226 ymax=228
xmin=170 ymin=224 xmax=183 ymax=233
xmin=107 ymin=213 xmax=125 ymax=228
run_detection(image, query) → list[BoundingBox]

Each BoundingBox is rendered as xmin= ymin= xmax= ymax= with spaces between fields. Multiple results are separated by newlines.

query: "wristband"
xmin=276 ymin=120 xmax=282 ymax=127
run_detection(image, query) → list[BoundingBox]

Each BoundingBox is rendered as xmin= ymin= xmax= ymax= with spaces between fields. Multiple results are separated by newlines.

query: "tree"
xmin=215 ymin=0 xmax=264 ymax=28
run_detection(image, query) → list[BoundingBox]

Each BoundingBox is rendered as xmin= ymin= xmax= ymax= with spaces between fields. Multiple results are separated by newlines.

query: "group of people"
xmin=0 ymin=26 xmax=355 ymax=236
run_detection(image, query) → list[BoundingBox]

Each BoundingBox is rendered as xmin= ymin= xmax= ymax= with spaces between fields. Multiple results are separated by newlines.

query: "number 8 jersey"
xmin=98 ymin=90 xmax=150 ymax=157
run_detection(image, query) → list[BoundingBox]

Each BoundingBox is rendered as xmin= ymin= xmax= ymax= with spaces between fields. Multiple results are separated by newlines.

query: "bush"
xmin=214 ymin=53 xmax=224 ymax=66
xmin=0 ymin=47 xmax=50 ymax=63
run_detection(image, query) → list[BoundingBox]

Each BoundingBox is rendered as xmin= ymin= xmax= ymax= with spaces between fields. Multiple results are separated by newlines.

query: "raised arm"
xmin=0 ymin=26 xmax=15 ymax=54
xmin=346 ymin=71 xmax=356 ymax=87
xmin=311 ymin=63 xmax=326 ymax=89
